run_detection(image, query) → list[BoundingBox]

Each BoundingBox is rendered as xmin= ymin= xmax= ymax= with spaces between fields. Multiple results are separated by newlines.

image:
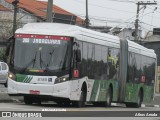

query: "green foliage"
xmin=0 ymin=48 xmax=5 ymax=61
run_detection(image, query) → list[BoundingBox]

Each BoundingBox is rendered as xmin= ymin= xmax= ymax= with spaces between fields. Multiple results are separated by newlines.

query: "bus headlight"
xmin=54 ymin=77 xmax=68 ymax=84
xmin=8 ymin=72 xmax=16 ymax=81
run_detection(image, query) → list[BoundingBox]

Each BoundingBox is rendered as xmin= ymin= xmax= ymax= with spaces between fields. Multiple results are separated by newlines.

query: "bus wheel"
xmin=135 ymin=90 xmax=143 ymax=108
xmin=73 ymin=90 xmax=86 ymax=108
xmin=126 ymin=91 xmax=143 ymax=108
xmin=35 ymin=99 xmax=41 ymax=105
xmin=105 ymin=87 xmax=112 ymax=107
xmin=63 ymin=101 xmax=71 ymax=107
xmin=24 ymin=96 xmax=33 ymax=105
xmin=125 ymin=103 xmax=134 ymax=107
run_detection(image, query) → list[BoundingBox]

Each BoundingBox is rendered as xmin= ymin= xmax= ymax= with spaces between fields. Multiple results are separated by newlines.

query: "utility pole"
xmin=47 ymin=0 xmax=53 ymax=22
xmin=85 ymin=0 xmax=89 ymax=28
xmin=134 ymin=1 xmax=157 ymax=42
xmin=12 ymin=0 xmax=19 ymax=35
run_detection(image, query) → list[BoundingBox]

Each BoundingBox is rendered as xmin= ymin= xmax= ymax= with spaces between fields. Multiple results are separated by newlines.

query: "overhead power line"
xmin=148 ymin=6 xmax=160 ymax=14
xmin=134 ymin=1 xmax=157 ymax=41
xmin=140 ymin=21 xmax=158 ymax=28
xmin=73 ymin=0 xmax=135 ymax=14
xmin=105 ymin=0 xmax=135 ymax=3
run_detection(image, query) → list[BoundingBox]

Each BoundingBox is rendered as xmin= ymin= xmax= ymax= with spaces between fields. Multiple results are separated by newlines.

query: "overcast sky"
xmin=42 ymin=0 xmax=160 ymax=33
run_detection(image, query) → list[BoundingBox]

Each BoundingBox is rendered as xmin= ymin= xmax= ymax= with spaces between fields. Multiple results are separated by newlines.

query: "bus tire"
xmin=135 ymin=90 xmax=143 ymax=108
xmin=126 ymin=90 xmax=143 ymax=108
xmin=36 ymin=99 xmax=41 ymax=105
xmin=73 ymin=90 xmax=86 ymax=108
xmin=93 ymin=102 xmax=103 ymax=107
xmin=125 ymin=103 xmax=134 ymax=107
xmin=24 ymin=96 xmax=33 ymax=105
xmin=63 ymin=101 xmax=71 ymax=107
xmin=105 ymin=87 xmax=112 ymax=107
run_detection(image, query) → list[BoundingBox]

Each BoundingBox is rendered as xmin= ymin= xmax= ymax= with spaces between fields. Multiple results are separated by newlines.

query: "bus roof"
xmin=16 ymin=23 xmax=119 ymax=41
xmin=128 ymin=40 xmax=156 ymax=58
xmin=16 ymin=23 xmax=156 ymax=58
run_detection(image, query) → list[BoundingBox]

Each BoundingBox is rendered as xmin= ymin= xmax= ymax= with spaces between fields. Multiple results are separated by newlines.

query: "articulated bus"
xmin=7 ymin=23 xmax=156 ymax=108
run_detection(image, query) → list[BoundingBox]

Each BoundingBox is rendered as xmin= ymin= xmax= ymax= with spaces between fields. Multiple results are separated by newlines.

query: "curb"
xmin=111 ymin=103 xmax=160 ymax=108
xmin=141 ymin=104 xmax=160 ymax=108
xmin=0 ymin=99 xmax=14 ymax=103
xmin=0 ymin=98 xmax=22 ymax=103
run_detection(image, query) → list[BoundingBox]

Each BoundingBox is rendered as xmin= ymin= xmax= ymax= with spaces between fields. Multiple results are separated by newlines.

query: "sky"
xmin=41 ymin=0 xmax=160 ymax=34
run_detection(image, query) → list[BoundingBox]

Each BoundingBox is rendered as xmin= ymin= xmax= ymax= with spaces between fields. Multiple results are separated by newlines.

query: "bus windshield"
xmin=14 ymin=34 xmax=72 ymax=72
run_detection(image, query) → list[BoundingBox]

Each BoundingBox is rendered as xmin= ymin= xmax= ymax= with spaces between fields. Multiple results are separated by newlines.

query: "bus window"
xmin=145 ymin=58 xmax=156 ymax=85
xmin=101 ymin=46 xmax=108 ymax=80
xmin=87 ymin=43 xmax=94 ymax=79
xmin=81 ymin=42 xmax=88 ymax=77
xmin=94 ymin=45 xmax=102 ymax=80
xmin=141 ymin=55 xmax=146 ymax=83
xmin=134 ymin=54 xmax=141 ymax=83
xmin=76 ymin=41 xmax=83 ymax=77
xmin=107 ymin=48 xmax=119 ymax=80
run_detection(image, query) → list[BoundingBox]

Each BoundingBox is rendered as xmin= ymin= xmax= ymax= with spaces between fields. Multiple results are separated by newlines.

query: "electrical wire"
xmin=71 ymin=0 xmax=135 ymax=14
xmin=104 ymin=0 xmax=135 ymax=3
xmin=140 ymin=21 xmax=158 ymax=28
xmin=147 ymin=6 xmax=160 ymax=14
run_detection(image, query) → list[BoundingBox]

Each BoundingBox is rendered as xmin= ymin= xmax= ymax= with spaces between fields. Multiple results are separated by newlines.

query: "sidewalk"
xmin=152 ymin=94 xmax=160 ymax=105
xmin=142 ymin=94 xmax=160 ymax=107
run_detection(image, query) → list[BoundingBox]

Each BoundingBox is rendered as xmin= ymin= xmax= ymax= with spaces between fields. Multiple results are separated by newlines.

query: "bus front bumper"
xmin=7 ymin=78 xmax=71 ymax=99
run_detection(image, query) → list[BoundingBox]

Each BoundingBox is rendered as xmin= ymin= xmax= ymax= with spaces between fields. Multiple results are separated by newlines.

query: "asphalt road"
xmin=0 ymin=102 xmax=160 ymax=120
xmin=1 ymin=84 xmax=160 ymax=120
xmin=0 ymin=102 xmax=160 ymax=111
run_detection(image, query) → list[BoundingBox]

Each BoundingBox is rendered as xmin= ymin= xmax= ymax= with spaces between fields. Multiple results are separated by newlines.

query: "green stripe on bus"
xmin=23 ymin=77 xmax=28 ymax=83
xmin=16 ymin=74 xmax=27 ymax=82
xmin=90 ymin=80 xmax=100 ymax=101
xmin=90 ymin=79 xmax=119 ymax=102
xmin=23 ymin=77 xmax=30 ymax=83
xmin=27 ymin=76 xmax=33 ymax=83
xmin=125 ymin=83 xmax=154 ymax=103
xmin=24 ymin=76 xmax=32 ymax=83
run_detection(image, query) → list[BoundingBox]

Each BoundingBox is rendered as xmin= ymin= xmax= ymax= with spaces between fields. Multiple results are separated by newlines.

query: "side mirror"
xmin=76 ymin=49 xmax=81 ymax=62
xmin=5 ymin=36 xmax=14 ymax=57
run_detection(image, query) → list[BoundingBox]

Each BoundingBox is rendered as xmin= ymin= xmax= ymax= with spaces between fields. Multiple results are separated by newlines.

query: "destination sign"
xmin=22 ymin=38 xmax=61 ymax=45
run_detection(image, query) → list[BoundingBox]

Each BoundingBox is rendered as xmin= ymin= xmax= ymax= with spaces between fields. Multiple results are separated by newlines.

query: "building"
xmin=0 ymin=0 xmax=84 ymax=40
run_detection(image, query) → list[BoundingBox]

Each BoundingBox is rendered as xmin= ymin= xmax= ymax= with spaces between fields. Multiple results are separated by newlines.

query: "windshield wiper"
xmin=32 ymin=51 xmax=38 ymax=68
xmin=39 ymin=51 xmax=47 ymax=69
xmin=20 ymin=51 xmax=37 ymax=73
xmin=44 ymin=49 xmax=55 ymax=72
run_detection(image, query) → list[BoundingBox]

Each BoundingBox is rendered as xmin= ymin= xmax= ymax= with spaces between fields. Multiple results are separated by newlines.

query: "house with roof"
xmin=0 ymin=0 xmax=84 ymax=39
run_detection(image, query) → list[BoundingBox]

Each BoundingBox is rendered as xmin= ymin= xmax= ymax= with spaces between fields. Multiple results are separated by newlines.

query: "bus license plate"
xmin=29 ymin=90 xmax=40 ymax=95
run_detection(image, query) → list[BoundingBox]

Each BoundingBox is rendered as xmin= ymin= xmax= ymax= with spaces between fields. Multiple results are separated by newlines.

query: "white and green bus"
xmin=7 ymin=23 xmax=156 ymax=107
